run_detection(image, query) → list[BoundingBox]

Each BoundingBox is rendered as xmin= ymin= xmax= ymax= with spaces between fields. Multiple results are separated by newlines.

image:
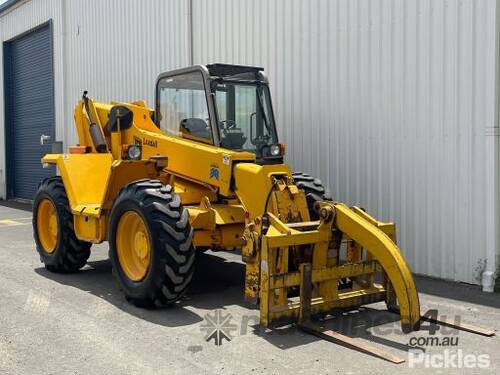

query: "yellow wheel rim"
xmin=37 ymin=199 xmax=58 ymax=254
xmin=116 ymin=211 xmax=151 ymax=281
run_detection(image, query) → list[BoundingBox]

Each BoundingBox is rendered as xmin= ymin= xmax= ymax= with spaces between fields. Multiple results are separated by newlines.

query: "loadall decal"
xmin=143 ymin=138 xmax=158 ymax=148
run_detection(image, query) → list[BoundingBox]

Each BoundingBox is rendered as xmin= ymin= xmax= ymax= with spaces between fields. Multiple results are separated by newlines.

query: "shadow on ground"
xmin=415 ymin=275 xmax=500 ymax=309
xmin=34 ymin=248 xmax=499 ymax=356
xmin=35 ymin=251 xmax=255 ymax=328
xmin=0 ymin=199 xmax=32 ymax=212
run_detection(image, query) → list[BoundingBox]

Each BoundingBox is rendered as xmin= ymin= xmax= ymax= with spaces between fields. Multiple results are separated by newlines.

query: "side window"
xmin=157 ymin=71 xmax=212 ymax=142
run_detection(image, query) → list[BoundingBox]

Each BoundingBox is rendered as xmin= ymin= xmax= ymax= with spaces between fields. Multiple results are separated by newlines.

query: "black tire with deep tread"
xmin=108 ymin=179 xmax=195 ymax=307
xmin=292 ymin=172 xmax=332 ymax=220
xmin=33 ymin=177 xmax=92 ymax=272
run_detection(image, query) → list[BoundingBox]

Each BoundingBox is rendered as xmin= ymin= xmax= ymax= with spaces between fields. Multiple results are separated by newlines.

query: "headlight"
xmin=270 ymin=144 xmax=280 ymax=156
xmin=127 ymin=145 xmax=142 ymax=160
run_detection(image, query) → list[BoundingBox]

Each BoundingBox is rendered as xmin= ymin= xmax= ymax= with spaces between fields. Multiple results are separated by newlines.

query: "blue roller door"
xmin=4 ymin=23 xmax=55 ymax=200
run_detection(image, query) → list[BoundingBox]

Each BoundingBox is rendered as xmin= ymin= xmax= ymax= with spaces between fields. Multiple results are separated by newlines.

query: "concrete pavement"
xmin=0 ymin=202 xmax=499 ymax=374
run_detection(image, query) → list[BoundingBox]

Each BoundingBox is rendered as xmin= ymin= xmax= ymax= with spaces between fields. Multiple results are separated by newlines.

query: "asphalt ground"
xmin=0 ymin=201 xmax=499 ymax=374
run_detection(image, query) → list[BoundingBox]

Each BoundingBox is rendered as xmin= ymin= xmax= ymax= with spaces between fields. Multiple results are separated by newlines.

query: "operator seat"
xmin=180 ymin=118 xmax=211 ymax=139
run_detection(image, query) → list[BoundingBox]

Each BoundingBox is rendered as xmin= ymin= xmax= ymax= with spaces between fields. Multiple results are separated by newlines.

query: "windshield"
xmin=212 ymin=81 xmax=278 ymax=157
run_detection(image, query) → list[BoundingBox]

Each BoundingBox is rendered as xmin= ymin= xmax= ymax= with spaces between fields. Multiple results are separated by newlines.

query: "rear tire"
xmin=33 ymin=177 xmax=91 ymax=272
xmin=108 ymin=179 xmax=195 ymax=307
xmin=292 ymin=172 xmax=332 ymax=220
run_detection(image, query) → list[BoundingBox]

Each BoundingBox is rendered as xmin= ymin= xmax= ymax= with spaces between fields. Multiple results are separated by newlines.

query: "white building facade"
xmin=0 ymin=0 xmax=498 ymax=289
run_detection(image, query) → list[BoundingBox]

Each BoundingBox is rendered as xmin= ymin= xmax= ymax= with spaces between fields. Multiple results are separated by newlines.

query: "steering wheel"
xmin=251 ymin=134 xmax=270 ymax=147
xmin=220 ymin=120 xmax=237 ymax=132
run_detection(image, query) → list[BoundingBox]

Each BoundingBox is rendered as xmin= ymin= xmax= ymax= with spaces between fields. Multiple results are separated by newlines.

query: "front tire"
xmin=33 ymin=177 xmax=91 ymax=272
xmin=108 ymin=179 xmax=195 ymax=307
xmin=292 ymin=172 xmax=332 ymax=220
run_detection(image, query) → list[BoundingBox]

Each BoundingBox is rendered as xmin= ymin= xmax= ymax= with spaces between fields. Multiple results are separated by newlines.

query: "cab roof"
xmin=206 ymin=64 xmax=264 ymax=80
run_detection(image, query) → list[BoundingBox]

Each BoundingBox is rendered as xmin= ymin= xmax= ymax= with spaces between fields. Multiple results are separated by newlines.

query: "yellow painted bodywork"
xmin=42 ymin=153 xmax=113 ymax=217
xmin=42 ymin=153 xmax=160 ymax=242
xmin=41 ymin=95 xmax=421 ymax=333
xmin=257 ymin=202 xmax=420 ymax=332
xmin=233 ymin=163 xmax=291 ymax=219
xmin=74 ymin=100 xmax=256 ymax=197
xmin=334 ymin=204 xmax=420 ymax=330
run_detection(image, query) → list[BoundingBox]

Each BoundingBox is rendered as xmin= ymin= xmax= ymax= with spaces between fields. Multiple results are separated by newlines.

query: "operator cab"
xmin=155 ymin=64 xmax=283 ymax=164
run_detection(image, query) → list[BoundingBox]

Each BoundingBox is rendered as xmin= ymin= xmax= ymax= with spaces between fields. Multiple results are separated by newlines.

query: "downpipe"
xmin=482 ymin=270 xmax=496 ymax=293
xmin=483 ymin=5 xmax=500 ymax=293
xmin=482 ymin=125 xmax=499 ymax=293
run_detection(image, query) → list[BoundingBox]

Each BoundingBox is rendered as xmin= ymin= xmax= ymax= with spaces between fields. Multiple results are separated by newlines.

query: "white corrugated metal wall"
xmin=62 ymin=0 xmax=189 ymax=146
xmin=0 ymin=0 xmax=498 ymax=286
xmin=192 ymin=0 xmax=500 ymax=286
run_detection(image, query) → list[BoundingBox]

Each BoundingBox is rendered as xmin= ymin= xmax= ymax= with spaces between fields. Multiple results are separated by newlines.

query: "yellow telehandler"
xmin=32 ymin=64 xmax=493 ymax=361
